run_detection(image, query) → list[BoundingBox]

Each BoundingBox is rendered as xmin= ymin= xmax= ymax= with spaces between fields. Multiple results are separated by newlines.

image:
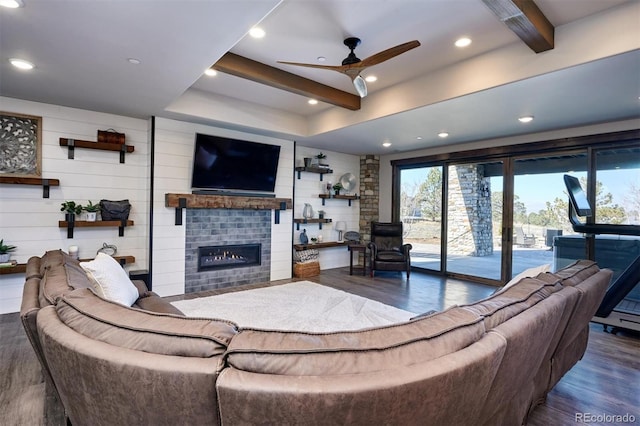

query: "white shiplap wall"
xmin=0 ymin=97 xmax=149 ymax=314
xmin=294 ymin=146 xmax=361 ymax=269
xmin=151 ymin=118 xmax=294 ymax=296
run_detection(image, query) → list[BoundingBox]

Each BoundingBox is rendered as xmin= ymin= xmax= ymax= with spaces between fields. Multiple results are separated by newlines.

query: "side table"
xmin=347 ymin=243 xmax=367 ymax=276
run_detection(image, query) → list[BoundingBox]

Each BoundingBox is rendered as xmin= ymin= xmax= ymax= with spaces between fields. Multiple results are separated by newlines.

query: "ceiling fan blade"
xmin=359 ymin=40 xmax=420 ymax=68
xmin=277 ymin=61 xmax=347 ymax=72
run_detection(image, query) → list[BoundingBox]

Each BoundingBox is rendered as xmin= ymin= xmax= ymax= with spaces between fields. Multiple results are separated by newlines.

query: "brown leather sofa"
xmin=22 ymin=250 xmax=611 ymax=426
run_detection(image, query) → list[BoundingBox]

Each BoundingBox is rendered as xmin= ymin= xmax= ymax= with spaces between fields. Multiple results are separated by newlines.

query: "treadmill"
xmin=564 ymin=174 xmax=640 ymax=333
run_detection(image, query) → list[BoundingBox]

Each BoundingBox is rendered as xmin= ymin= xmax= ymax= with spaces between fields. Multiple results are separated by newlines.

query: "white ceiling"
xmin=1 ymin=0 xmax=638 ymax=155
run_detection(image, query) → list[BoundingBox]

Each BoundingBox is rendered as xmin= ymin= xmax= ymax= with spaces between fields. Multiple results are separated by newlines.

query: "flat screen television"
xmin=191 ymin=133 xmax=280 ymax=193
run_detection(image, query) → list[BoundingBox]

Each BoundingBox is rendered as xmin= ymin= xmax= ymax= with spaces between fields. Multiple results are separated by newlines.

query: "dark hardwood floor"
xmin=2 ymin=268 xmax=638 ymax=425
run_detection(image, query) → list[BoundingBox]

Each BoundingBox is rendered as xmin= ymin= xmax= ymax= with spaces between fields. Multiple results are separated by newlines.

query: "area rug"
xmin=171 ymin=281 xmax=416 ymax=332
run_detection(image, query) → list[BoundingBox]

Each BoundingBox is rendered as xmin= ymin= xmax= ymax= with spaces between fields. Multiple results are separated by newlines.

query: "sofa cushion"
xmin=461 ymin=276 xmax=562 ymax=330
xmin=225 ymin=306 xmax=485 ymax=375
xmin=56 ymin=288 xmax=238 ymax=358
xmin=39 ymin=250 xmax=94 ymax=307
xmin=539 ymin=259 xmax=600 ymax=287
xmin=503 ymin=264 xmax=551 ymax=289
xmin=134 ymin=292 xmax=185 ymax=316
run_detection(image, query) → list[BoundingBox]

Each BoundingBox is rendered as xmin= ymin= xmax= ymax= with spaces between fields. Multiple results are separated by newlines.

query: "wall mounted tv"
xmin=191 ymin=133 xmax=281 ymax=194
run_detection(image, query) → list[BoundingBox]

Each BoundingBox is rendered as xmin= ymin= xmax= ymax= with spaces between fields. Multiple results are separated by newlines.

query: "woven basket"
xmin=293 ymin=261 xmax=320 ymax=278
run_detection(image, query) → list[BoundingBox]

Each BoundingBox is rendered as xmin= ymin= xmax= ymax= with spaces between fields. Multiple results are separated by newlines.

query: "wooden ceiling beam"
xmin=482 ymin=0 xmax=554 ymax=53
xmin=212 ymin=52 xmax=361 ymax=111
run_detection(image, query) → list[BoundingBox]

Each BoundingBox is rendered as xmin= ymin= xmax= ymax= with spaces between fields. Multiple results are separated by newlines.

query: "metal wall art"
xmin=0 ymin=112 xmax=42 ymax=177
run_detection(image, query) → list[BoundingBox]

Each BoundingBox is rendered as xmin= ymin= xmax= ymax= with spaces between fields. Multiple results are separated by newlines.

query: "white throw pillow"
xmin=503 ymin=264 xmax=551 ymax=289
xmin=80 ymin=253 xmax=139 ymax=306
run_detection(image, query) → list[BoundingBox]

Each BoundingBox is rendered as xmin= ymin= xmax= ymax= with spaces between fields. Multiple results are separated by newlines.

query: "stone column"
xmin=359 ymin=155 xmax=380 ymax=249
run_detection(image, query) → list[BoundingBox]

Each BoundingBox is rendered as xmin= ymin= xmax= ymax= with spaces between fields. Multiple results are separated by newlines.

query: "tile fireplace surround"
xmin=185 ymin=208 xmax=271 ymax=293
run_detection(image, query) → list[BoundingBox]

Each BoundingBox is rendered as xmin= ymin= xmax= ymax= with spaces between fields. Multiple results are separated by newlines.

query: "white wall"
xmin=294 ymin=146 xmax=360 ymax=269
xmin=0 ymin=97 xmax=149 ymax=314
xmin=151 ymin=117 xmax=295 ymax=297
xmin=378 ymin=119 xmax=640 ymax=221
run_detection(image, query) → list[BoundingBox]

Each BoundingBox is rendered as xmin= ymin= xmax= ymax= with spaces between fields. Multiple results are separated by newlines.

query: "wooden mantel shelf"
xmin=165 ymin=193 xmax=293 ymax=226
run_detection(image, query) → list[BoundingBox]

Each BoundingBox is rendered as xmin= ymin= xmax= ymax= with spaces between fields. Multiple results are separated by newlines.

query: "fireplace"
xmin=198 ymin=244 xmax=261 ymax=272
xmin=185 ymin=208 xmax=271 ymax=293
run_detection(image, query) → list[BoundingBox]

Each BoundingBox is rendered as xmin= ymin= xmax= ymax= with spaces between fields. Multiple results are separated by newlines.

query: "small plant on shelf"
xmin=315 ymin=152 xmax=328 ymax=166
xmin=332 ymin=182 xmax=343 ymax=195
xmin=83 ymin=200 xmax=100 ymax=222
xmin=60 ymin=201 xmax=82 ymax=215
xmin=0 ymin=239 xmax=17 ymax=263
xmin=310 ymin=237 xmax=318 ymax=244
xmin=60 ymin=201 xmax=82 ymax=223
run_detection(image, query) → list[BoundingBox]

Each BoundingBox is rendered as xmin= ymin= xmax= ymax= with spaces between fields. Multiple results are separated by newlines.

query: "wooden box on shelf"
xmin=97 ymin=130 xmax=125 ymax=145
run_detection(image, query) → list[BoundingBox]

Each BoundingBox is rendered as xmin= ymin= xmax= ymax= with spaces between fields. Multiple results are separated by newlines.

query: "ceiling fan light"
xmin=0 ymin=0 xmax=23 ymax=8
xmin=353 ymin=75 xmax=367 ymax=98
xmin=10 ymin=58 xmax=34 ymax=70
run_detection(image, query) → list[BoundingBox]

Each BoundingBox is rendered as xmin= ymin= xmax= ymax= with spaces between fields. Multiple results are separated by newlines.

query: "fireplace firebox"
xmin=197 ymin=244 xmax=261 ymax=272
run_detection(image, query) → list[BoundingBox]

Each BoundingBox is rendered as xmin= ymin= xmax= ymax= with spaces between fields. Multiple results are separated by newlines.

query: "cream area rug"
xmin=171 ymin=281 xmax=416 ymax=332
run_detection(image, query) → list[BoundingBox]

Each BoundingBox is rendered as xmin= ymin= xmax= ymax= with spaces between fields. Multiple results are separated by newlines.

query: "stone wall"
xmin=359 ymin=155 xmax=380 ymax=249
xmin=448 ymin=165 xmax=494 ymax=256
xmin=184 ymin=209 xmax=271 ymax=293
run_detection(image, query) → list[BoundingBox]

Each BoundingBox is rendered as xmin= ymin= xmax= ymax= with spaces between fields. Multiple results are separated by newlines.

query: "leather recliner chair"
xmin=368 ymin=222 xmax=412 ymax=278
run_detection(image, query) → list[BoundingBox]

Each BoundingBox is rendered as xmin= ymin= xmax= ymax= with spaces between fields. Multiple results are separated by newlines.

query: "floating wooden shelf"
xmin=318 ymin=193 xmax=359 ymax=206
xmin=165 ymin=193 xmax=292 ymax=226
xmin=293 ymin=241 xmax=347 ymax=251
xmin=0 ymin=255 xmax=135 ymax=276
xmin=0 ymin=176 xmax=60 ymax=198
xmin=293 ymin=218 xmax=332 ymax=230
xmin=59 ymin=220 xmax=134 ymax=238
xmin=59 ymin=138 xmax=134 ymax=163
xmin=0 ymin=263 xmax=27 ymax=275
xmin=295 ymin=166 xmax=333 ymax=181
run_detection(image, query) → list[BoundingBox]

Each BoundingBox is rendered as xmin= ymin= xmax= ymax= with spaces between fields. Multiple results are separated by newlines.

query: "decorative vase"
xmin=300 ymin=229 xmax=308 ymax=244
xmin=302 ymin=203 xmax=314 ymax=219
xmin=85 ymin=212 xmax=97 ymax=222
xmin=303 ymin=157 xmax=312 ymax=167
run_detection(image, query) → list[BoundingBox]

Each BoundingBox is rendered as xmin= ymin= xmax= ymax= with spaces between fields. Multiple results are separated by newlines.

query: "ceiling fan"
xmin=278 ymin=37 xmax=420 ymax=98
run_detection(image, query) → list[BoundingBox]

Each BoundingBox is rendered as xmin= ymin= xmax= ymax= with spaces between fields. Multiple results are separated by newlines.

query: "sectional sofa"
xmin=21 ymin=250 xmax=611 ymax=425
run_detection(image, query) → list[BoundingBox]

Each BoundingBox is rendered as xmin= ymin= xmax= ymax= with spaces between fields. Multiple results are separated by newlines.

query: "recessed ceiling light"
xmin=365 ymin=75 xmax=377 ymax=83
xmin=438 ymin=132 xmax=449 ymax=138
xmin=0 ymin=0 xmax=24 ymax=8
xmin=518 ymin=116 xmax=534 ymax=123
xmin=317 ymin=56 xmax=326 ymax=62
xmin=416 ymin=136 xmax=423 ymax=140
xmin=382 ymin=142 xmax=392 ymax=148
xmin=9 ymin=58 xmax=34 ymax=70
xmin=455 ymin=37 xmax=472 ymax=48
xmin=127 ymin=58 xmax=141 ymax=65
xmin=249 ymin=27 xmax=265 ymax=39
xmin=308 ymin=99 xmax=318 ymax=105
xmin=204 ymin=68 xmax=217 ymax=76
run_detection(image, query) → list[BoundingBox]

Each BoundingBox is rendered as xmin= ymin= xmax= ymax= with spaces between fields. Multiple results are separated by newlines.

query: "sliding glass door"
xmin=446 ymin=161 xmax=504 ymax=281
xmin=392 ymin=131 xmax=639 ymax=286
xmin=399 ymin=166 xmax=443 ymax=272
xmin=511 ymin=153 xmax=587 ymax=278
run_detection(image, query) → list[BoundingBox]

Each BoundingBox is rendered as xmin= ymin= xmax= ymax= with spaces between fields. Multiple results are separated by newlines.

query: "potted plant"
xmin=318 ymin=210 xmax=325 ymax=219
xmin=83 ymin=200 xmax=100 ymax=222
xmin=60 ymin=201 xmax=82 ymax=223
xmin=0 ymin=239 xmax=17 ymax=263
xmin=315 ymin=152 xmax=328 ymax=166
xmin=332 ymin=182 xmax=343 ymax=196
